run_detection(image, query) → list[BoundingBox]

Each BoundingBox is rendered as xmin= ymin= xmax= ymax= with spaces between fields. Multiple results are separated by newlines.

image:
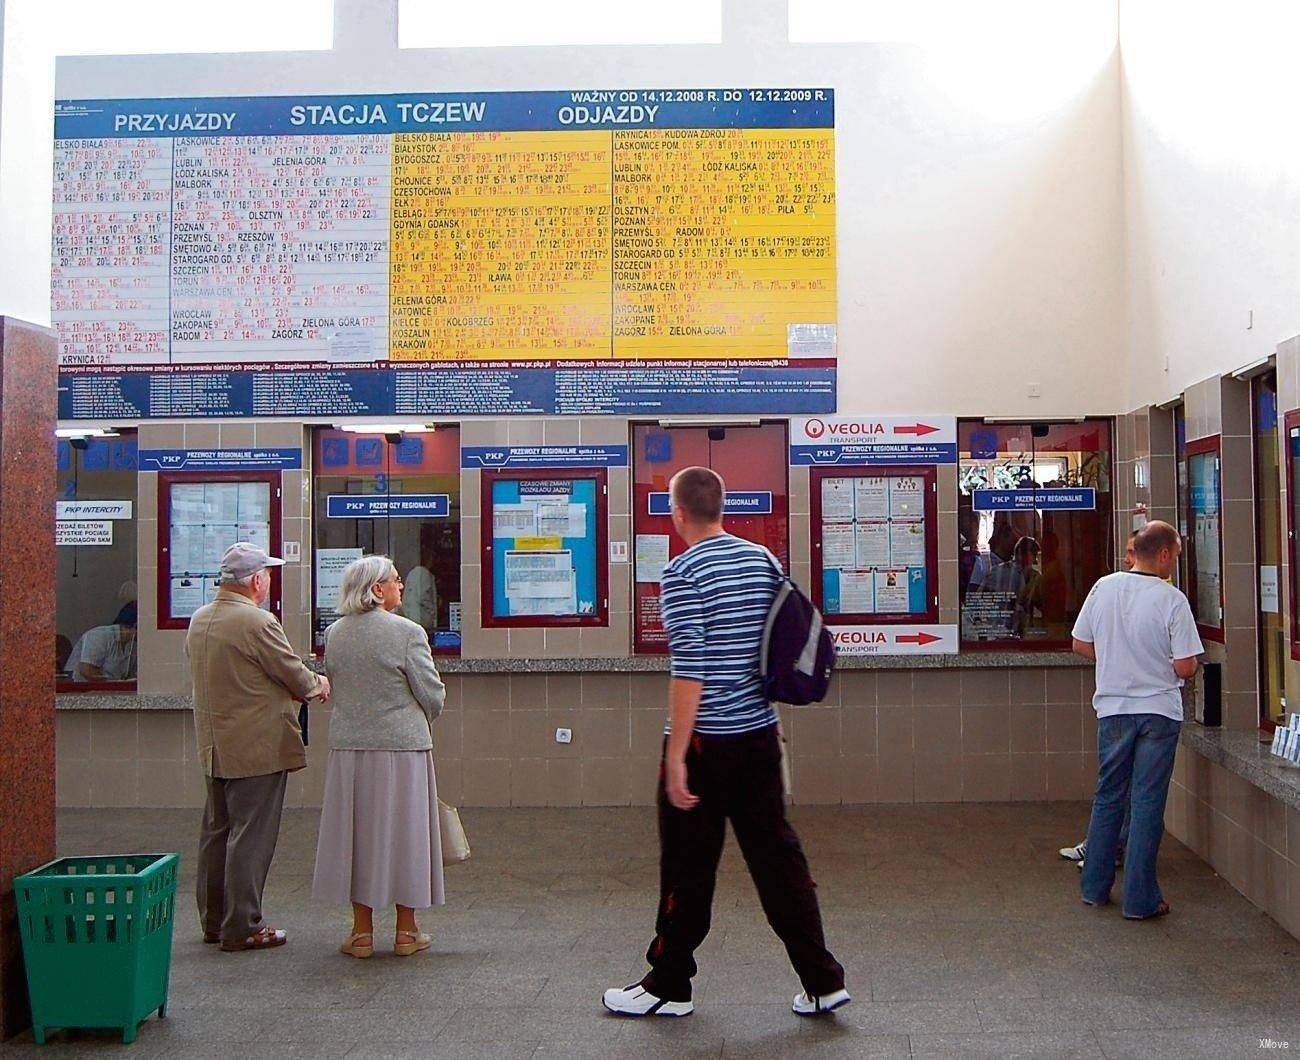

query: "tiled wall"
xmin=1167 ymin=749 xmax=1300 ymax=938
xmin=56 ymin=665 xmax=1100 ymax=808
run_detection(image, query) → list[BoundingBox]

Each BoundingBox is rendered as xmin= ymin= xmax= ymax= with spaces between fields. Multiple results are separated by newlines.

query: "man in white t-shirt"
xmin=1071 ymin=521 xmax=1203 ymax=919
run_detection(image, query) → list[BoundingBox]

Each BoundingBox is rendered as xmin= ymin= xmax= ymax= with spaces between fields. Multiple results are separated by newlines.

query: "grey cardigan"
xmin=323 ymin=608 xmax=446 ymax=751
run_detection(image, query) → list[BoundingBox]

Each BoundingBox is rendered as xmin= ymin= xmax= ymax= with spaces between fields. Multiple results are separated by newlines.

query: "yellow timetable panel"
xmin=390 ymin=131 xmax=613 ymax=361
xmin=613 ymin=128 xmax=835 ymax=360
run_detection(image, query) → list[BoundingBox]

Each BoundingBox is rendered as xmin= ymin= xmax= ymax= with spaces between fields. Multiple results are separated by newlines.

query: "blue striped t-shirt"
xmin=660 ymin=533 xmax=781 ymax=736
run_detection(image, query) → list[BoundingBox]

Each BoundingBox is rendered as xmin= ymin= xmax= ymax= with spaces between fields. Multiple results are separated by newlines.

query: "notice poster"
xmin=315 ymin=547 xmax=363 ymax=640
xmin=54 ymin=88 xmax=835 ymax=420
xmin=854 ymin=521 xmax=890 ymax=567
xmin=820 ymin=477 xmax=855 ymax=521
xmin=821 ymin=523 xmax=856 ymax=569
xmin=873 ymin=569 xmax=910 ymax=612
xmin=493 ymin=504 xmax=538 ymax=537
xmin=889 ymin=477 xmax=924 ymax=517
xmin=839 ymin=570 xmax=875 ymax=613
xmin=635 ymin=534 xmax=671 ymax=583
xmin=889 ymin=519 xmax=926 ymax=566
xmin=504 ymin=550 xmax=577 ymax=616
xmin=853 ymin=477 xmax=888 ymax=519
xmin=56 ymin=521 xmax=112 ymax=546
xmin=537 ymin=502 xmax=586 ymax=538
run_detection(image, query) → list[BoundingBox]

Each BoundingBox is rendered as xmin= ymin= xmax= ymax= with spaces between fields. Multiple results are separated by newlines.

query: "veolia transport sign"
xmin=790 ymin=416 xmax=957 ymax=465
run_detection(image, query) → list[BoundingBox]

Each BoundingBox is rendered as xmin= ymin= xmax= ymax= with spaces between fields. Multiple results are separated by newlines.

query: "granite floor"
xmin=4 ymin=802 xmax=1300 ymax=1059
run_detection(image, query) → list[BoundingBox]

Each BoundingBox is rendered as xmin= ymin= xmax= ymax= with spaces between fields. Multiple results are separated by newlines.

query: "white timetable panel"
xmin=169 ymin=135 xmax=390 ymax=363
xmin=52 ymin=137 xmax=173 ymax=365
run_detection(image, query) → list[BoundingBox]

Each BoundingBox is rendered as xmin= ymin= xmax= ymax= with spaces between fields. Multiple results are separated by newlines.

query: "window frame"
xmin=1285 ymin=410 xmax=1300 ymax=663
xmin=479 ymin=466 xmax=610 ymax=629
xmin=809 ymin=464 xmax=939 ymax=625
xmin=1184 ymin=434 xmax=1225 ymax=644
xmin=956 ymin=416 xmax=1116 ymax=652
xmin=157 ymin=470 xmax=283 ymax=631
xmin=56 ymin=431 xmax=140 ymax=693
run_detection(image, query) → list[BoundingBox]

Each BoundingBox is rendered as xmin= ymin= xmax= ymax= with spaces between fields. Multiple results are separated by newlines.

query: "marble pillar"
xmin=0 ymin=318 xmax=57 ymax=1039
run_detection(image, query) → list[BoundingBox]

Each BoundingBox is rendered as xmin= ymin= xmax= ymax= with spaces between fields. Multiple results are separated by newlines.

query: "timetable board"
xmin=53 ymin=88 xmax=836 ymax=419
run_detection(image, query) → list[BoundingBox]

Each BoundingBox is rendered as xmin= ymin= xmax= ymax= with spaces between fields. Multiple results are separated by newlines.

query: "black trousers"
xmin=641 ymin=724 xmax=845 ymax=1001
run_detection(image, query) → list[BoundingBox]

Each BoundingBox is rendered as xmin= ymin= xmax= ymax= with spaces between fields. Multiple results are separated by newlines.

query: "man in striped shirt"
xmin=603 ymin=467 xmax=848 ymax=1019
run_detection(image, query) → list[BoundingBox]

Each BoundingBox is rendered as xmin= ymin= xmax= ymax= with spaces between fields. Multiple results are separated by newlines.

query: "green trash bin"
xmin=14 ymin=853 xmax=178 ymax=1044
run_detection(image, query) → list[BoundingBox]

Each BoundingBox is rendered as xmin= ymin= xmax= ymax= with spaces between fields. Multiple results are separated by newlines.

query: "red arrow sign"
xmin=895 ymin=631 xmax=942 ymax=646
xmin=893 ymin=423 xmax=940 ymax=437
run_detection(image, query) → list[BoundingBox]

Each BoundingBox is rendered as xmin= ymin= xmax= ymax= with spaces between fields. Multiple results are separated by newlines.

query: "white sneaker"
xmin=1059 ymin=840 xmax=1087 ymax=861
xmin=602 ymin=984 xmax=694 ymax=1017
xmin=793 ymin=987 xmax=851 ymax=1016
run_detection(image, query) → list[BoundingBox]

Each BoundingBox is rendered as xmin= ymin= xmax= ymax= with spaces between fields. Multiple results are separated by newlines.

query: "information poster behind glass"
xmin=168 ymin=481 xmax=272 ymax=620
xmin=816 ymin=471 xmax=932 ymax=620
xmin=1188 ymin=445 xmax=1223 ymax=634
xmin=486 ymin=475 xmax=604 ymax=625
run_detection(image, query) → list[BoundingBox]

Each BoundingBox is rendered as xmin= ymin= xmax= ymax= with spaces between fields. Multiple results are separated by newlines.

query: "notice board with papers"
xmin=482 ymin=469 xmax=607 ymax=626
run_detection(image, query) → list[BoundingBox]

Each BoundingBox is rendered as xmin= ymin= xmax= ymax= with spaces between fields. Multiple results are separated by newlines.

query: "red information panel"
xmin=632 ymin=422 xmax=789 ymax=654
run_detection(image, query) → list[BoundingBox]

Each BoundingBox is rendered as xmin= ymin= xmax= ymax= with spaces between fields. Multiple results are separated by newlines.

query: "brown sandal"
xmin=221 ymin=925 xmax=287 ymax=951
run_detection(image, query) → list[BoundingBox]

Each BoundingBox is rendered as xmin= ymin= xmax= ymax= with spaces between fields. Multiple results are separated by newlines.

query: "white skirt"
xmin=312 ymin=749 xmax=445 ymax=910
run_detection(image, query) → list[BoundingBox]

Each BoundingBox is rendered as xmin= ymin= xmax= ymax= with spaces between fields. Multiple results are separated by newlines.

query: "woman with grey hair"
xmin=312 ymin=554 xmax=446 ymax=958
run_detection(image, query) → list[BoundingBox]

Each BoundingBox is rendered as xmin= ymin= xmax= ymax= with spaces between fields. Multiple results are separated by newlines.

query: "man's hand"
xmin=315 ymin=675 xmax=331 ymax=702
xmin=665 ymin=756 xmax=699 ymax=811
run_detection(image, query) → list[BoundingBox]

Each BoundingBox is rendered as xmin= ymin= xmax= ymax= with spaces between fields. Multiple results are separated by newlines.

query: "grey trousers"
xmin=197 ymin=770 xmax=289 ymax=943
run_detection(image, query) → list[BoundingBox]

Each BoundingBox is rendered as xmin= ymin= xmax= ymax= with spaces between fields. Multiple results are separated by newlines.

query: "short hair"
xmin=1013 ymin=536 xmax=1041 ymax=560
xmin=670 ymin=466 xmax=724 ymax=523
xmin=113 ymin=602 xmax=137 ymax=628
xmin=1134 ymin=520 xmax=1179 ymax=559
xmin=336 ymin=555 xmax=397 ymax=616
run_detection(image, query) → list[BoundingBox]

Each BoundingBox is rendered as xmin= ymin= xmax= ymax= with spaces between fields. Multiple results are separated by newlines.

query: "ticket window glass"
xmin=56 ymin=433 xmax=139 ymax=689
xmin=313 ymin=427 xmax=462 ymax=654
xmin=1285 ymin=412 xmax=1300 ymax=667
xmin=1185 ymin=437 xmax=1224 ymax=641
xmin=957 ymin=419 xmax=1114 ymax=648
xmin=481 ymin=469 xmax=608 ymax=627
xmin=1174 ymin=403 xmax=1189 ymax=589
xmin=159 ymin=472 xmax=281 ymax=629
xmin=810 ymin=466 xmax=938 ymax=622
xmin=631 ymin=422 xmax=789 ymax=654
xmin=1253 ymin=373 xmax=1285 ymax=729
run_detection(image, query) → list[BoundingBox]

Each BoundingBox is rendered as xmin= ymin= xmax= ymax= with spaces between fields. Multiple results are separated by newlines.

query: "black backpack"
xmin=759 ymin=557 xmax=836 ymax=705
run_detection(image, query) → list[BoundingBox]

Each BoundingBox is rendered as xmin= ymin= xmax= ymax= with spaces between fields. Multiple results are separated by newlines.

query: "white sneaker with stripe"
xmin=601 ymin=984 xmax=694 ymax=1017
xmin=793 ymin=987 xmax=852 ymax=1016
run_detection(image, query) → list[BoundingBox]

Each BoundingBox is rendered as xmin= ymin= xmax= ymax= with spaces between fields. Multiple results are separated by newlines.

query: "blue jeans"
xmin=1081 ymin=713 xmax=1181 ymax=916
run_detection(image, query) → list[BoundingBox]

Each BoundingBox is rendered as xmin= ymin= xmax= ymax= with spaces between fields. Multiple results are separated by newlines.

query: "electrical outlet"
xmin=1027 ymin=382 xmax=1041 ymax=399
xmin=555 ymin=728 xmax=572 ymax=744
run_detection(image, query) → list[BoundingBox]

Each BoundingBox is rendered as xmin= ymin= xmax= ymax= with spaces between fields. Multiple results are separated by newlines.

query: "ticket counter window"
xmin=631 ymin=422 xmax=789 ymax=653
xmin=159 ymin=473 xmax=280 ymax=628
xmin=56 ymin=433 xmax=139 ymax=689
xmin=313 ymin=427 xmax=461 ymax=654
xmin=1184 ymin=437 xmax=1223 ymax=641
xmin=1253 ymin=373 xmax=1284 ymax=729
xmin=481 ymin=469 xmax=608 ymax=627
xmin=810 ymin=466 xmax=938 ymax=623
xmin=957 ymin=419 xmax=1113 ymax=647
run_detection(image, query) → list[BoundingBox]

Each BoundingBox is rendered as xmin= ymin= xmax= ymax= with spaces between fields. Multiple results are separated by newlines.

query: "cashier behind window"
xmin=67 ymin=602 xmax=138 ymax=682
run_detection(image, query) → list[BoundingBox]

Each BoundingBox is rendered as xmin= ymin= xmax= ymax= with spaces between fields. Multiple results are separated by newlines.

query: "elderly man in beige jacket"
xmin=186 ymin=542 xmax=330 ymax=952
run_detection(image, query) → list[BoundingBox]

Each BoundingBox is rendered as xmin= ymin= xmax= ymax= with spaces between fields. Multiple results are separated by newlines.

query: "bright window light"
xmin=399 ymin=0 xmax=721 ymax=48
xmin=52 ymin=0 xmax=333 ymax=55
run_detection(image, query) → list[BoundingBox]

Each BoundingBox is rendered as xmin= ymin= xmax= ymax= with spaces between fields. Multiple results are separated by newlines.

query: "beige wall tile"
xmin=434 ymin=757 xmax=462 ymax=806
xmin=253 ymin=422 xmax=305 ymax=448
xmin=788 ymin=707 xmax=840 ymax=757
xmin=962 ymin=753 xmax=1012 ymax=802
xmin=508 ymin=627 xmax=546 ymax=656
xmin=1045 ymin=703 xmax=1083 ymax=753
xmin=461 ymin=419 xmax=508 ymax=446
xmin=631 ymin=709 xmax=667 ymax=758
xmin=509 ymin=711 xmax=555 ymax=759
xmin=463 ymin=709 xmax=509 ymax=758
xmin=581 ymin=673 xmax=631 ymax=708
xmin=90 ymin=712 xmax=138 ymax=760
xmin=582 ymin=759 xmax=632 ymax=806
xmin=56 ymin=759 xmax=92 ymax=807
xmin=961 ymin=704 xmax=1010 ymax=755
xmin=543 ymin=628 xmax=582 ymax=656
xmin=840 ymin=706 xmax=877 ymax=758
xmin=837 ymin=671 xmax=876 ymax=707
xmin=1045 ymin=752 xmax=1084 ymax=801
xmin=1009 ymin=754 xmax=1048 ymax=801
xmin=1009 ymin=704 xmax=1046 ymax=753
xmin=581 ymin=621 xmax=632 ymax=658
xmin=137 ymin=711 xmax=187 ymax=761
xmin=876 ymin=706 xmax=914 ymax=802
xmin=545 ymin=674 xmax=583 ymax=711
xmin=912 ymin=670 xmax=961 ymax=707
xmin=1009 ymin=669 xmax=1046 ymax=704
xmin=792 ymin=757 xmax=842 ymax=804
xmin=183 ymin=423 xmax=221 ymax=447
xmin=960 ymin=670 xmax=1010 ymax=705
xmin=876 ymin=671 xmax=913 ymax=706
xmin=507 ymin=420 xmax=545 ymax=445
xmin=836 ymin=756 xmax=876 ymax=803
xmin=88 ymin=761 xmax=139 ymax=806
xmin=547 ymin=759 xmax=583 ymax=806
xmin=1044 ymin=669 xmax=1083 ymax=705
xmin=924 ymin=703 xmax=962 ymax=755
xmin=218 ymin=422 xmax=256 ymax=448
xmin=630 ymin=674 xmax=670 ymax=709
xmin=542 ymin=419 xmax=581 ymax=445
xmin=913 ymin=751 xmax=962 ymax=802
xmin=510 ymin=758 xmax=550 ymax=806
xmin=578 ymin=709 xmax=631 ymax=757
xmin=56 ymin=712 xmax=91 ymax=760
xmin=463 ymin=758 xmax=511 ymax=806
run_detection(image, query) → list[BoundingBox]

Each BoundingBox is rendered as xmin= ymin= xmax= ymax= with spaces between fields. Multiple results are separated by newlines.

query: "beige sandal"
xmin=394 ymin=929 xmax=430 ymax=956
xmin=340 ymin=931 xmax=374 ymax=958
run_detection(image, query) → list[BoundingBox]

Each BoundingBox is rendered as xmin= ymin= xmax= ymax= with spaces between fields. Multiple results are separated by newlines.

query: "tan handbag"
xmin=439 ymin=799 xmax=471 ymax=865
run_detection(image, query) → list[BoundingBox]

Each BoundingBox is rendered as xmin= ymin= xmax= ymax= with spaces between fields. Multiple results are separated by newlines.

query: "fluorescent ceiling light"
xmin=656 ymin=418 xmax=761 ymax=428
xmin=982 ymin=416 xmax=1085 ymax=424
xmin=56 ymin=427 xmax=119 ymax=439
xmin=332 ymin=423 xmax=434 ymax=434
